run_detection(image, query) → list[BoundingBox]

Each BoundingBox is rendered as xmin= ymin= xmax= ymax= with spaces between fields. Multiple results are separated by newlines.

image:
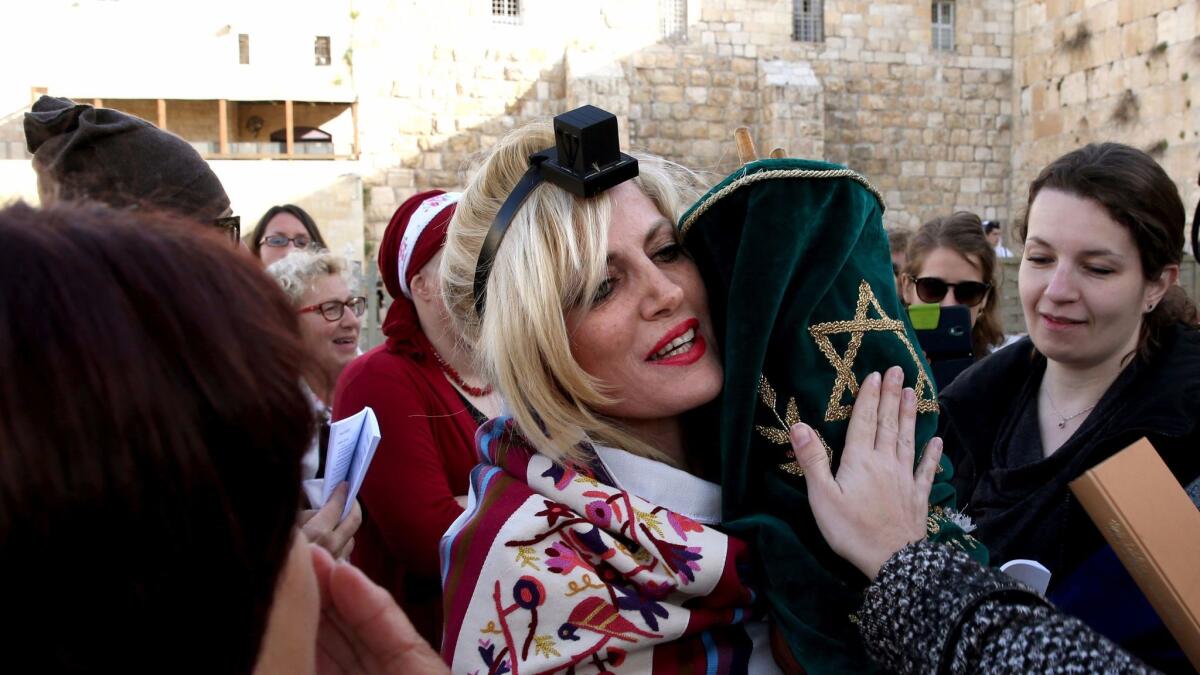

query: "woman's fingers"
xmin=844 ymin=371 xmax=881 ymax=461
xmin=896 ymin=387 xmax=917 ymax=467
xmin=791 ymin=423 xmax=836 ymax=494
xmin=872 ymin=366 xmax=904 ymax=454
xmin=327 ymin=555 xmax=449 ymax=674
xmin=915 ymin=437 xmax=943 ymax=497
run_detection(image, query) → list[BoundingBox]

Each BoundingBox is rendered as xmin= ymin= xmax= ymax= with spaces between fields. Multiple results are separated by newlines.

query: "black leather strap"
xmin=472 ymin=156 xmax=549 ymax=318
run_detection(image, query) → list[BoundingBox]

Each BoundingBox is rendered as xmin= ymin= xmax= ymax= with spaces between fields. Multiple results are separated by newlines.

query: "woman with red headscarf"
xmin=333 ymin=190 xmax=500 ymax=648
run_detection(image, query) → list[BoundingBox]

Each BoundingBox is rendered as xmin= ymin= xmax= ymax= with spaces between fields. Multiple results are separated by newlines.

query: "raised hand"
xmin=311 ymin=545 xmax=449 ymax=675
xmin=300 ymin=482 xmax=363 ymax=560
xmin=790 ymin=366 xmax=942 ymax=580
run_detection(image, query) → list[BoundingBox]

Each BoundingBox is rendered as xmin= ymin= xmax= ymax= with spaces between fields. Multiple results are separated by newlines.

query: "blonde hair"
xmin=265 ymin=250 xmax=357 ymax=306
xmin=441 ymin=122 xmax=705 ymax=466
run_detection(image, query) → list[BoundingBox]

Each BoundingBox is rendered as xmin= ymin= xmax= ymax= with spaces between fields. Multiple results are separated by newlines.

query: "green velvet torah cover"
xmin=678 ymin=159 xmax=987 ymax=673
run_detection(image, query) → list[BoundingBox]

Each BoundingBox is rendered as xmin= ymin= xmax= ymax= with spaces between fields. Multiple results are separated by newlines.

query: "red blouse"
xmin=332 ymin=341 xmax=482 ymax=648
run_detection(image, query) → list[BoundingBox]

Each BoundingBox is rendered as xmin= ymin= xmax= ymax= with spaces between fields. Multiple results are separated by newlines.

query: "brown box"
xmin=1069 ymin=437 xmax=1200 ymax=671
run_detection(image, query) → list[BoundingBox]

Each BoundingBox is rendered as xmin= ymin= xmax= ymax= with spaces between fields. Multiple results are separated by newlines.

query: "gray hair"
xmin=265 ymin=250 xmax=358 ymax=306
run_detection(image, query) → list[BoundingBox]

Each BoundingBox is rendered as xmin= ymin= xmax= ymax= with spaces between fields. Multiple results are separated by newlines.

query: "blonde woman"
xmin=434 ymin=116 xmax=941 ymax=673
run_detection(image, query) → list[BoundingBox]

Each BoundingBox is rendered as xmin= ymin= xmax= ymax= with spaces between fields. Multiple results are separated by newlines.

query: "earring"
xmin=1146 ymin=303 xmax=1155 ymax=312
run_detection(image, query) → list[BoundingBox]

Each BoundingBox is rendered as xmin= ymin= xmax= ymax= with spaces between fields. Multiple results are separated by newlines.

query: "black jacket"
xmin=859 ymin=541 xmax=1156 ymax=674
xmin=938 ymin=324 xmax=1200 ymax=673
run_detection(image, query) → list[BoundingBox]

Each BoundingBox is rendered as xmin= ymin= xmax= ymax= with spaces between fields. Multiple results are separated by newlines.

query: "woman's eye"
xmin=1085 ymin=266 xmax=1114 ymax=276
xmin=1025 ymin=255 xmax=1052 ymax=265
xmin=653 ymin=244 xmax=683 ymax=262
xmin=592 ymin=277 xmax=615 ymax=303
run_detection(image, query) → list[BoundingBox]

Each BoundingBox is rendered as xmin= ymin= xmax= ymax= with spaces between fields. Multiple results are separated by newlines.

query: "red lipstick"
xmin=645 ymin=318 xmax=706 ymax=366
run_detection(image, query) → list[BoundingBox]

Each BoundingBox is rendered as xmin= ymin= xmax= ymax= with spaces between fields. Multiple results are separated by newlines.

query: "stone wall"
xmin=707 ymin=0 xmax=1016 ymax=229
xmin=350 ymin=0 xmax=1015 ymax=244
xmin=1012 ymin=0 xmax=1200 ymax=227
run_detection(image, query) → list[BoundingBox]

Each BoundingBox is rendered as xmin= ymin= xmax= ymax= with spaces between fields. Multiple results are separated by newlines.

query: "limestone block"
xmin=709 ymin=88 xmax=733 ymax=106
xmin=935 ymin=160 xmax=962 ymax=177
xmin=1157 ymin=7 xmax=1178 ymax=44
xmin=732 ymin=58 xmax=757 ymax=74
xmin=386 ymin=169 xmax=416 ymax=188
xmin=1061 ymin=71 xmax=1088 ymax=105
xmin=1128 ymin=56 xmax=1153 ymax=88
xmin=1033 ymin=110 xmax=1064 ymax=138
xmin=1122 ymin=17 xmax=1157 ymax=57
xmin=713 ymin=70 xmax=737 ymax=87
xmin=653 ymin=85 xmax=684 ymax=103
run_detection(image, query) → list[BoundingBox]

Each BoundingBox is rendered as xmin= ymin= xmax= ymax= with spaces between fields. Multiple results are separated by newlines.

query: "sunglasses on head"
xmin=260 ymin=234 xmax=312 ymax=249
xmin=211 ymin=216 xmax=241 ymax=246
xmin=908 ymin=276 xmax=991 ymax=307
xmin=298 ymin=296 xmax=368 ymax=322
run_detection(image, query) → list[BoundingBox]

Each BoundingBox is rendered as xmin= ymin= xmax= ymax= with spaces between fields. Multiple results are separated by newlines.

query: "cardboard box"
xmin=1069 ymin=437 xmax=1200 ymax=671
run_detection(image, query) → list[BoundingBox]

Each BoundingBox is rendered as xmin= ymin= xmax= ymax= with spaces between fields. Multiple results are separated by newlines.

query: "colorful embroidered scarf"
xmin=440 ymin=419 xmax=768 ymax=674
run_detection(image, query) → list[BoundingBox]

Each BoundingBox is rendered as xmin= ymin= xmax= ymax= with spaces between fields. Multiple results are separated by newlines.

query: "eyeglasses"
xmin=212 ymin=216 xmax=241 ymax=246
xmin=260 ymin=234 xmax=312 ymax=249
xmin=298 ymin=296 xmax=368 ymax=322
xmin=908 ymin=276 xmax=991 ymax=307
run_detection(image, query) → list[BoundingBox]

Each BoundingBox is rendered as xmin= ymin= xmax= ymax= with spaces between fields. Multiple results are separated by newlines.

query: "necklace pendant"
xmin=1057 ymin=420 xmax=1067 ymax=429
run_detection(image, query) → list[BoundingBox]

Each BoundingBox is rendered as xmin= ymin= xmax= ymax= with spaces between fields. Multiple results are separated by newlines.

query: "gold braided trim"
xmin=679 ymin=167 xmax=886 ymax=237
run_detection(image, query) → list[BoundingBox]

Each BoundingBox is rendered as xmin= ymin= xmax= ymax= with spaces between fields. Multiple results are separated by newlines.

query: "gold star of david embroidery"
xmin=809 ymin=280 xmax=938 ymax=421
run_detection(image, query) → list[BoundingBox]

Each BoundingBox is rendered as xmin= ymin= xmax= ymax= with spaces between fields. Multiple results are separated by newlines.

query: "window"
xmin=932 ymin=1 xmax=955 ymax=51
xmin=659 ymin=0 xmax=687 ymax=42
xmin=238 ymin=33 xmax=250 ymax=65
xmin=792 ymin=0 xmax=824 ymax=43
xmin=491 ymin=0 xmax=520 ymax=25
xmin=315 ymin=36 xmax=331 ymax=66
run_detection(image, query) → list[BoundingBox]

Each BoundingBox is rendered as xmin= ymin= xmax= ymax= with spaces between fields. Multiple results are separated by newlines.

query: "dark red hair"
xmin=0 ymin=202 xmax=311 ymax=673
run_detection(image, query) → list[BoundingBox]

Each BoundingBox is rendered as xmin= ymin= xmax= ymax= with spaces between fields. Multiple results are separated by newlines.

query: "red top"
xmin=333 ymin=341 xmax=481 ymax=648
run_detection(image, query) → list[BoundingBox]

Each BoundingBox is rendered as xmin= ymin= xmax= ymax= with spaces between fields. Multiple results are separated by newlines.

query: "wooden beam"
xmin=734 ymin=127 xmax=758 ymax=164
xmin=156 ymin=99 xmax=167 ymax=129
xmin=351 ymin=100 xmax=360 ymax=159
xmin=284 ymin=100 xmax=295 ymax=158
xmin=218 ymin=99 xmax=230 ymax=155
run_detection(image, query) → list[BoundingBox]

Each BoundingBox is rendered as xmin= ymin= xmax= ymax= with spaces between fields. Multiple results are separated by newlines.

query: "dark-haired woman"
xmin=250 ymin=204 xmax=329 ymax=267
xmin=0 ymin=201 xmax=448 ymax=674
xmin=901 ymin=212 xmax=1006 ymax=359
xmin=941 ymin=143 xmax=1200 ymax=672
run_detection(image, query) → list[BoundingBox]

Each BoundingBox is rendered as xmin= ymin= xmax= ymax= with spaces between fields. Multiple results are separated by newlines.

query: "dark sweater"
xmin=937 ymin=325 xmax=1200 ymax=672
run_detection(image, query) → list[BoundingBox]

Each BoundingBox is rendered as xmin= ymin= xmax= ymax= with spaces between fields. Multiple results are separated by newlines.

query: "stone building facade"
xmin=350 ymin=0 xmax=1018 ymax=245
xmin=1011 ymin=0 xmax=1200 ymax=218
xmin=3 ymin=0 xmax=1197 ymax=261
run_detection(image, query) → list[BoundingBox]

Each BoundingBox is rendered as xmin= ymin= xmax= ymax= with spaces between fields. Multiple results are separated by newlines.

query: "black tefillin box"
xmin=534 ymin=105 xmax=638 ymax=198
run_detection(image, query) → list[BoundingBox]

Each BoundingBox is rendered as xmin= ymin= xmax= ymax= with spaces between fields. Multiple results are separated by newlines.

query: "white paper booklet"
xmin=999 ymin=558 xmax=1052 ymax=595
xmin=302 ymin=406 xmax=381 ymax=522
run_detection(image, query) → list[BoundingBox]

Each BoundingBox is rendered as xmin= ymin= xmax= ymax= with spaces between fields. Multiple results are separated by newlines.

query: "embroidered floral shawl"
xmin=440 ymin=418 xmax=767 ymax=674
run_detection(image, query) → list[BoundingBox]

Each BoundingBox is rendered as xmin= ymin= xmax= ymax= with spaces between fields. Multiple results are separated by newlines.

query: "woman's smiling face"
xmin=565 ymin=182 xmax=723 ymax=424
xmin=1019 ymin=188 xmax=1170 ymax=369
